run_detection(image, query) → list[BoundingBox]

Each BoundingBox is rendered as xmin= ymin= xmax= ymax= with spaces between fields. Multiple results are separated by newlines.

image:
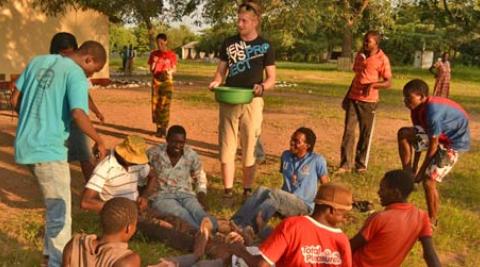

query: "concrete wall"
xmin=414 ymin=50 xmax=434 ymax=69
xmin=0 ymin=0 xmax=109 ymax=79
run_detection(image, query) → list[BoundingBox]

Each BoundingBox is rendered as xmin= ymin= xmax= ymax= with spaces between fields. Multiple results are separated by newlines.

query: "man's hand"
xmin=362 ymin=84 xmax=375 ymax=97
xmin=253 ymin=84 xmax=264 ymax=97
xmin=208 ymin=80 xmax=221 ymax=91
xmin=93 ymin=142 xmax=107 ymax=160
xmin=137 ymin=196 xmax=149 ymax=212
xmin=95 ymin=111 xmax=105 ymax=123
xmin=197 ymin=192 xmax=209 ymax=211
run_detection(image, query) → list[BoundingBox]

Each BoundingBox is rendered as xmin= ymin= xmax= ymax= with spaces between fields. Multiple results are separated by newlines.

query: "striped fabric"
xmin=433 ymin=60 xmax=451 ymax=98
xmin=86 ymin=151 xmax=150 ymax=201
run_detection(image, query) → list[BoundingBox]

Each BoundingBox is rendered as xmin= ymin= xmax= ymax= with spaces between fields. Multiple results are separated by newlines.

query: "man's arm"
xmin=190 ymin=151 xmax=208 ymax=194
xmin=208 ymin=61 xmax=228 ymax=90
xmin=415 ymin=137 xmax=439 ymax=182
xmin=80 ymin=188 xmax=105 ymax=213
xmin=88 ymin=94 xmax=104 ymax=123
xmin=113 ymin=252 xmax=141 ymax=267
xmin=61 ymin=239 xmax=74 ymax=267
xmin=168 ymin=65 xmax=177 ymax=74
xmin=262 ymin=65 xmax=276 ymax=90
xmin=254 ymin=65 xmax=276 ymax=97
xmin=349 ymin=233 xmax=368 ymax=252
xmin=195 ymin=170 xmax=208 ymax=209
xmin=140 ymin=169 xmax=157 ymax=198
xmin=318 ymin=175 xmax=329 ymax=184
xmin=10 ymin=87 xmax=21 ymax=113
xmin=368 ymin=76 xmax=392 ymax=91
xmin=138 ymin=169 xmax=157 ymax=211
xmin=71 ymin=108 xmax=107 ymax=159
xmin=420 ymin=237 xmax=441 ymax=267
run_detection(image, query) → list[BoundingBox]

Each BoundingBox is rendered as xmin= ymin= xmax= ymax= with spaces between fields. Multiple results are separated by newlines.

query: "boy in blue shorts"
xmin=397 ymin=79 xmax=470 ymax=225
xmin=11 ymin=41 xmax=107 ymax=267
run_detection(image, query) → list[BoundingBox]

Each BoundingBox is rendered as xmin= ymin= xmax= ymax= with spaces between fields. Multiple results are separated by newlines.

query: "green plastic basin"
xmin=214 ymin=86 xmax=253 ymax=104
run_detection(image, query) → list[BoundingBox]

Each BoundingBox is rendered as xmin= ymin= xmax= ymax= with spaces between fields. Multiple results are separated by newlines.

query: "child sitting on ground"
xmin=64 ymin=197 xmax=235 ymax=267
xmin=62 ymin=197 xmax=141 ymax=267
xmin=350 ymin=170 xmax=441 ymax=266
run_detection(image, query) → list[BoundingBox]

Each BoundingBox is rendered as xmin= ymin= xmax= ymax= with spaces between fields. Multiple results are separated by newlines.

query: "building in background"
xmin=0 ymin=0 xmax=110 ymax=80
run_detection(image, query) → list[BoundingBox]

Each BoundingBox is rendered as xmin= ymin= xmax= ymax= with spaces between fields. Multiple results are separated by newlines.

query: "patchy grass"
xmin=1 ymin=60 xmax=479 ymax=266
xmin=130 ymin=61 xmax=480 ymax=266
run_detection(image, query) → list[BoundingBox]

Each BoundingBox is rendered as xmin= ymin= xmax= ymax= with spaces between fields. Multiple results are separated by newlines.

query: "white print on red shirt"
xmin=301 ymin=245 xmax=342 ymax=265
xmin=153 ymin=57 xmax=174 ymax=72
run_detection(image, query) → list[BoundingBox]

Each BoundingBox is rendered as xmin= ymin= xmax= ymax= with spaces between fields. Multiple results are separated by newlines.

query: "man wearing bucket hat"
xmin=81 ymin=135 xmax=150 ymax=213
xmin=229 ymin=183 xmax=353 ymax=267
xmin=208 ymin=0 xmax=276 ymax=202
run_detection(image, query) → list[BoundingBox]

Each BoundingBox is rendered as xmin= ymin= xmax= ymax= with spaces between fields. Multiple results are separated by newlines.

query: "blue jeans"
xmin=231 ymin=186 xmax=309 ymax=233
xmin=151 ymin=192 xmax=218 ymax=231
xmin=29 ymin=161 xmax=71 ymax=267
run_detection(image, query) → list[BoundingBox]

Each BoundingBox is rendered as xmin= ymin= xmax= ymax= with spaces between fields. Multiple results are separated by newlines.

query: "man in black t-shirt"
xmin=208 ymin=1 xmax=276 ymax=201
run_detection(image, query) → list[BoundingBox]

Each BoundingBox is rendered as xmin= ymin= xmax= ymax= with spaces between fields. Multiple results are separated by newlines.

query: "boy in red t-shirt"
xmin=350 ymin=170 xmax=440 ymax=267
xmin=230 ymin=183 xmax=353 ymax=267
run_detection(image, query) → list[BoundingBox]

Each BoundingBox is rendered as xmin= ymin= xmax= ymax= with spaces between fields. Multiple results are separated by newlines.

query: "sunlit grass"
xmin=1 ymin=60 xmax=479 ymax=266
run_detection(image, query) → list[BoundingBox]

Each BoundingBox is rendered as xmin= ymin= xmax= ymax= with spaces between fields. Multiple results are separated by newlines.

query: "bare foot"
xmin=193 ymin=225 xmax=210 ymax=259
xmin=200 ymin=217 xmax=214 ymax=237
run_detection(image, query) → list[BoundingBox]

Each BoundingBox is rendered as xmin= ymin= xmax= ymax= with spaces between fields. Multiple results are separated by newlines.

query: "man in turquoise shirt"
xmin=11 ymin=40 xmax=107 ymax=267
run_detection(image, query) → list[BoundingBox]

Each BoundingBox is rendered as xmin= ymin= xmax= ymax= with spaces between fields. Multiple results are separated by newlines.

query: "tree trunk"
xmin=341 ymin=25 xmax=353 ymax=58
xmin=145 ymin=18 xmax=156 ymax=51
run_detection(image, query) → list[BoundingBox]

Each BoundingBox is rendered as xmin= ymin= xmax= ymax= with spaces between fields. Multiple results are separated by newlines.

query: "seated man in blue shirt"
xmin=231 ymin=127 xmax=329 ymax=239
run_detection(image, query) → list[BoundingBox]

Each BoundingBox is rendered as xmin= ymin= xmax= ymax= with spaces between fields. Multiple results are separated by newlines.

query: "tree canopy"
xmin=17 ymin=0 xmax=201 ymax=49
xmin=197 ymin=0 xmax=480 ymax=65
xmin=2 ymin=0 xmax=479 ymax=65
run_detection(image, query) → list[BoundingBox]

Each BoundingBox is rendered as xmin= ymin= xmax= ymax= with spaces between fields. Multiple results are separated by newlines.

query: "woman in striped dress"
xmin=430 ymin=52 xmax=451 ymax=98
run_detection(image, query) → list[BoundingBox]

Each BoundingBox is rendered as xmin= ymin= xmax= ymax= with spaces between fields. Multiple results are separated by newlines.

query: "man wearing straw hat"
xmin=208 ymin=0 xmax=276 ymax=201
xmin=81 ymin=135 xmax=150 ymax=213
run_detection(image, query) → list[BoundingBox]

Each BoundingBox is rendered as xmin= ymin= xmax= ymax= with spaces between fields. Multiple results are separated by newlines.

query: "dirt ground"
xmin=1 ymin=80 xmax=479 ymax=207
xmin=0 ymin=80 xmax=401 ymax=220
xmin=1 ymin=79 xmax=479 ymax=264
